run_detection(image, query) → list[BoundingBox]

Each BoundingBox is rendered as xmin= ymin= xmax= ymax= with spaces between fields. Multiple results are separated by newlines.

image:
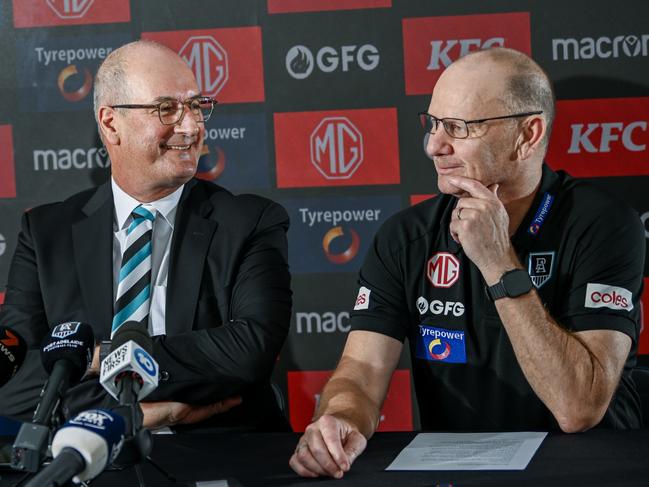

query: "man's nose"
xmin=175 ymin=104 xmax=201 ymax=135
xmin=424 ymin=127 xmax=453 ymax=159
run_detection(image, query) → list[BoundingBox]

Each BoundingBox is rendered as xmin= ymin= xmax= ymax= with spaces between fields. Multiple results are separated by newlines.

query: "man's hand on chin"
xmin=141 ymin=396 xmax=242 ymax=429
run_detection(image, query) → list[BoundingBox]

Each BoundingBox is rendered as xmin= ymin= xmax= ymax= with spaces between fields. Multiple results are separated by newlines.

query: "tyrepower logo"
xmin=275 ymin=108 xmax=400 ymax=188
xmin=142 ymin=28 xmax=264 ymax=104
xmin=287 ymin=370 xmax=412 ymax=432
xmin=427 ymin=252 xmax=460 ymax=288
xmin=196 ymin=113 xmax=270 ymax=190
xmin=402 ymin=12 xmax=531 ymax=95
xmin=285 ymin=44 xmax=379 ymax=79
xmin=13 ymin=0 xmax=130 ymax=28
xmin=584 ymin=283 xmax=633 ymax=312
xmin=268 ymin=0 xmax=391 ymax=14
xmin=283 ymin=196 xmax=400 ymax=273
xmin=0 ymin=126 xmax=16 ymax=198
xmin=546 ymin=98 xmax=649 ymax=177
xmin=552 ymin=34 xmax=649 ymax=61
xmin=16 ymin=33 xmax=130 ymax=112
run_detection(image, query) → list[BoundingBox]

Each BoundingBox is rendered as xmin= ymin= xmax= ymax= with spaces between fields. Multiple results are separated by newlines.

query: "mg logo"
xmin=428 ymin=38 xmax=504 ymax=70
xmin=427 ymin=252 xmax=460 ymax=288
xmin=179 ymin=36 xmax=228 ymax=97
xmin=310 ymin=117 xmax=363 ymax=179
xmin=46 ymin=0 xmax=94 ymax=18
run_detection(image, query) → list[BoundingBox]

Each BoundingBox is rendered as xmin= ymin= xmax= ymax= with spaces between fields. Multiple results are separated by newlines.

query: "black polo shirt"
xmin=350 ymin=164 xmax=645 ymax=431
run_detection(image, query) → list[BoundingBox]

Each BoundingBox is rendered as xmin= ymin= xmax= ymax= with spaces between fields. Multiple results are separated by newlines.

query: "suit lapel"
xmin=166 ymin=180 xmax=218 ymax=336
xmin=72 ymin=183 xmax=114 ymax=340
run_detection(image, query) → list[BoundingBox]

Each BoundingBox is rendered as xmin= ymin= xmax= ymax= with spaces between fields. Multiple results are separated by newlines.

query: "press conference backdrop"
xmin=0 ymin=0 xmax=648 ymax=432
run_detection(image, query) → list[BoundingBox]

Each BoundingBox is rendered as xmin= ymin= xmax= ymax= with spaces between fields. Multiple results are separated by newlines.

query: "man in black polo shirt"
xmin=289 ymin=47 xmax=645 ymax=479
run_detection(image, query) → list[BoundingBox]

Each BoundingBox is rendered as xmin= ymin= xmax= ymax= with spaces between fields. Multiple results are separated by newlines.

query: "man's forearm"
xmin=496 ymin=290 xmax=625 ymax=432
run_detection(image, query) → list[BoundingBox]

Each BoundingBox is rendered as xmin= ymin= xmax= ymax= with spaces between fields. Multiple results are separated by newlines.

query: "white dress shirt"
xmin=111 ymin=178 xmax=183 ymax=336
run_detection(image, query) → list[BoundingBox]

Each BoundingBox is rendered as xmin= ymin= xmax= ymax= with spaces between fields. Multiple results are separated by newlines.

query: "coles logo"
xmin=585 ymin=283 xmax=633 ymax=312
xmin=13 ymin=0 xmax=130 ymax=28
xmin=353 ymin=286 xmax=371 ymax=311
xmin=0 ymin=125 xmax=16 ymax=198
xmin=547 ymin=98 xmax=649 ymax=177
xmin=402 ymin=12 xmax=531 ymax=95
xmin=268 ymin=0 xmax=391 ymax=14
xmin=287 ymin=370 xmax=412 ymax=432
xmin=426 ymin=252 xmax=460 ymax=288
xmin=142 ymin=28 xmax=265 ymax=104
xmin=275 ymin=108 xmax=400 ymax=188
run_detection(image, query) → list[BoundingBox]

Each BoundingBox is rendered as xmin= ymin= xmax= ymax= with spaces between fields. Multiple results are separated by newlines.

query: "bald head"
xmin=449 ymin=47 xmax=555 ymax=147
xmin=93 ymin=40 xmax=187 ymax=123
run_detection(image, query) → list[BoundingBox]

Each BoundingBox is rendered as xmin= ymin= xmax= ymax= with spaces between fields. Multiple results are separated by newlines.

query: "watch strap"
xmin=487 ymin=281 xmax=507 ymax=300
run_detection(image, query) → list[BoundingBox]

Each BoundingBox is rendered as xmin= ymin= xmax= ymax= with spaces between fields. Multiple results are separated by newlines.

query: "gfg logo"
xmin=416 ymin=297 xmax=465 ymax=317
xmin=310 ymin=117 xmax=363 ymax=179
xmin=47 ymin=0 xmax=94 ymax=19
xmin=427 ymin=252 xmax=460 ymax=288
xmin=568 ymin=122 xmax=647 ymax=153
xmin=427 ymin=37 xmax=504 ymax=70
xmin=286 ymin=44 xmax=379 ymax=79
xmin=180 ymin=36 xmax=228 ymax=97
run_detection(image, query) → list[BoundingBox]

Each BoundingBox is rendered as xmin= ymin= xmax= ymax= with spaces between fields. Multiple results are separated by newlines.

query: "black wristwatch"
xmin=487 ymin=269 xmax=533 ymax=300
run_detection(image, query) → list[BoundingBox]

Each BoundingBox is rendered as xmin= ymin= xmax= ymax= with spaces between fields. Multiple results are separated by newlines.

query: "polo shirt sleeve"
xmin=558 ymin=201 xmax=645 ymax=341
xmin=349 ymin=218 xmax=410 ymax=342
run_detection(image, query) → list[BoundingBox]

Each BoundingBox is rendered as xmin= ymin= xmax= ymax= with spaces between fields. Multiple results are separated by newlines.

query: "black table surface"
xmin=2 ymin=429 xmax=649 ymax=487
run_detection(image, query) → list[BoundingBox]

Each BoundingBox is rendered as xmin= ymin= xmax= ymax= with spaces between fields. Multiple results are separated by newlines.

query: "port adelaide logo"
xmin=285 ymin=44 xmax=380 ymax=79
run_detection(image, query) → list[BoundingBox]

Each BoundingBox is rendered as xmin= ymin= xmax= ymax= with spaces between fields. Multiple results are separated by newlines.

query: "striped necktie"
xmin=112 ymin=204 xmax=156 ymax=337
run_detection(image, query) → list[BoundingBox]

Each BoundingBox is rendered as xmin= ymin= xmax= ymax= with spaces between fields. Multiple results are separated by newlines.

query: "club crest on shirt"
xmin=528 ymin=252 xmax=555 ymax=288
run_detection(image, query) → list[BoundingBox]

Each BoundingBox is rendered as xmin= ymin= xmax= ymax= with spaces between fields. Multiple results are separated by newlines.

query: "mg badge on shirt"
xmin=528 ymin=252 xmax=555 ymax=288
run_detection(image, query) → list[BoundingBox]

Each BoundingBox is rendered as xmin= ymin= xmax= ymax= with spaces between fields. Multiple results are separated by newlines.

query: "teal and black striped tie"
xmin=112 ymin=204 xmax=156 ymax=337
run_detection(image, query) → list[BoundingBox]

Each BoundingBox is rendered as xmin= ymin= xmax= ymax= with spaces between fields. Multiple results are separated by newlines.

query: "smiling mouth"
xmin=165 ymin=144 xmax=192 ymax=150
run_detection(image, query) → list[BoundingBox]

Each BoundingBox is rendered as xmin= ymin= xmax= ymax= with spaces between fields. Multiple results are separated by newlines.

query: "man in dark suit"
xmin=0 ymin=40 xmax=291 ymax=430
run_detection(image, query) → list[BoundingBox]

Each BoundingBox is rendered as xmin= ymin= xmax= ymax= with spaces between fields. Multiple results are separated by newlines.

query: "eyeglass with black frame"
xmin=418 ymin=111 xmax=543 ymax=139
xmin=109 ymin=96 xmax=217 ymax=125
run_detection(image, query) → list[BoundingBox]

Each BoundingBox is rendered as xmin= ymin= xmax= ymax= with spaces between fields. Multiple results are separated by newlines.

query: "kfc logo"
xmin=268 ymin=0 xmax=391 ymax=14
xmin=13 ymin=0 xmax=130 ymax=28
xmin=585 ymin=283 xmax=633 ymax=312
xmin=0 ymin=125 xmax=16 ymax=198
xmin=547 ymin=98 xmax=649 ymax=177
xmin=311 ymin=117 xmax=363 ymax=180
xmin=427 ymin=252 xmax=460 ymax=288
xmin=142 ymin=28 xmax=264 ymax=104
xmin=180 ymin=36 xmax=228 ymax=97
xmin=402 ymin=12 xmax=531 ymax=95
xmin=47 ymin=0 xmax=94 ymax=18
xmin=275 ymin=108 xmax=400 ymax=188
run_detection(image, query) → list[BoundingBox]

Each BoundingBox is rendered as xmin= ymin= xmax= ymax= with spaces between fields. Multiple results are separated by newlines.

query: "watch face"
xmin=504 ymin=269 xmax=534 ymax=297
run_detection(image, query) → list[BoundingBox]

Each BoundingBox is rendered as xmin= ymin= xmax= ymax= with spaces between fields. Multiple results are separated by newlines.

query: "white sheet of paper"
xmin=386 ymin=432 xmax=547 ymax=471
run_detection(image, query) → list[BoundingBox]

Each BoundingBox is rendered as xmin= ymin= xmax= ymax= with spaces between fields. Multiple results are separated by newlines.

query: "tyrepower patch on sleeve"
xmin=415 ymin=325 xmax=466 ymax=364
xmin=584 ymin=283 xmax=634 ymax=311
xmin=353 ymin=286 xmax=371 ymax=310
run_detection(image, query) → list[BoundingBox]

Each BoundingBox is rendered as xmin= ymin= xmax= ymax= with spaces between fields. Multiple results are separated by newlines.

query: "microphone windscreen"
xmin=52 ymin=409 xmax=125 ymax=481
xmin=0 ymin=326 xmax=27 ymax=387
xmin=110 ymin=321 xmax=152 ymax=355
xmin=41 ymin=322 xmax=95 ymax=383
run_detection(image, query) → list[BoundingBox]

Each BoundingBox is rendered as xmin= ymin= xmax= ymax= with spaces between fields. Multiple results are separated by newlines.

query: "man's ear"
xmin=97 ymin=106 xmax=120 ymax=146
xmin=516 ymin=115 xmax=545 ymax=160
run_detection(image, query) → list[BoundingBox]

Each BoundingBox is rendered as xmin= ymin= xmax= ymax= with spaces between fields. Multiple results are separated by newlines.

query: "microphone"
xmin=12 ymin=321 xmax=94 ymax=472
xmin=99 ymin=321 xmax=159 ymax=405
xmin=25 ymin=409 xmax=125 ymax=487
xmin=0 ymin=326 xmax=27 ymax=387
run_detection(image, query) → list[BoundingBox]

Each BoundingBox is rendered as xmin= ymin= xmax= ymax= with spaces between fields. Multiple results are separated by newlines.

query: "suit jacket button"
xmin=159 ymin=371 xmax=170 ymax=381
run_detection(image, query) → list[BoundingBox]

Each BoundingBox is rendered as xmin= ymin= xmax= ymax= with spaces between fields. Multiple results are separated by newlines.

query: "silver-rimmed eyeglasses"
xmin=418 ymin=111 xmax=543 ymax=139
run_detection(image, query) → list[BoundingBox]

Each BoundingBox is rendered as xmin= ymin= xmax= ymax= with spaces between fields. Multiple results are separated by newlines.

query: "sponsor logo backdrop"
xmin=0 ymin=0 xmax=648 ymax=430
